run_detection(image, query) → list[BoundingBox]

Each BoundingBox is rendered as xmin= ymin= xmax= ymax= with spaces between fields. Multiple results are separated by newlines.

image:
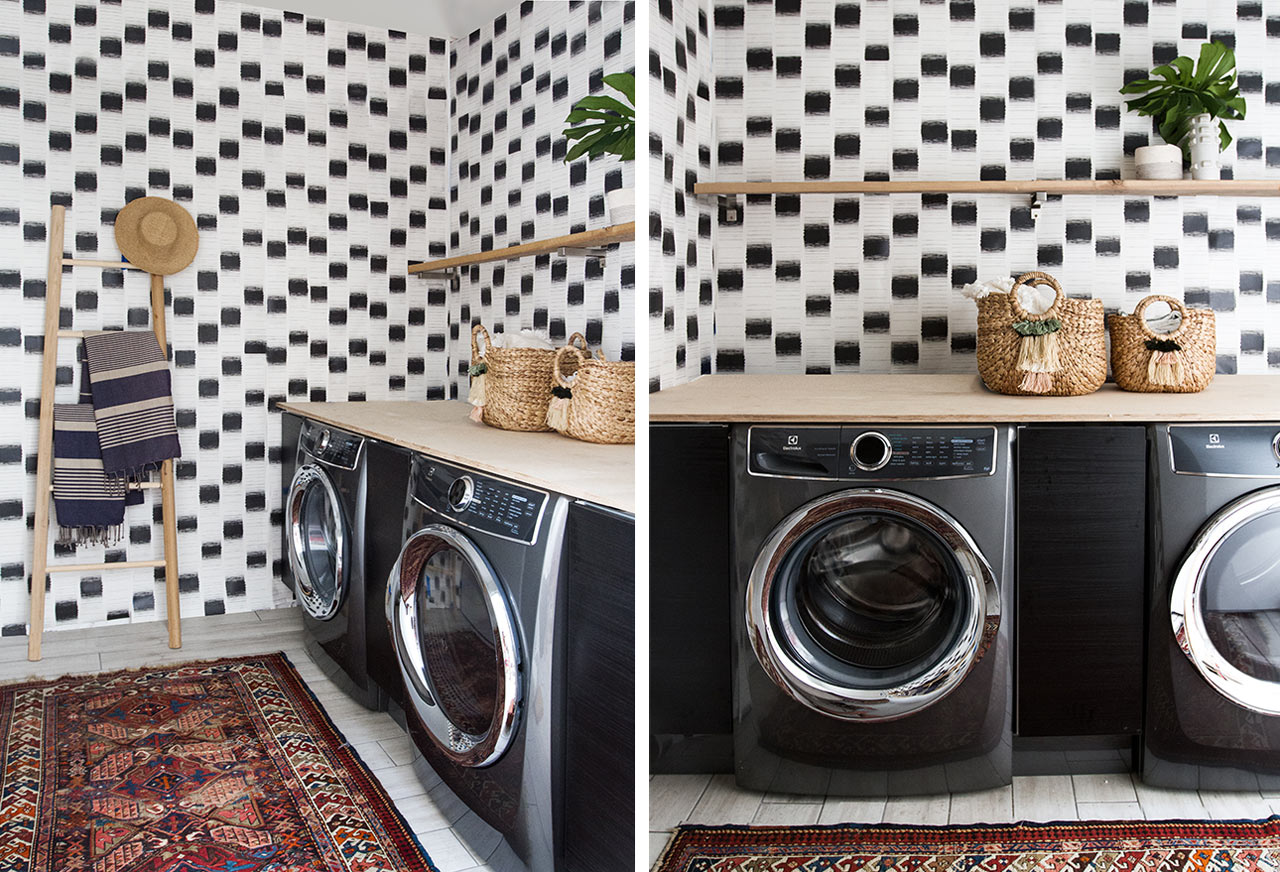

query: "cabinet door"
xmin=650 ymin=425 xmax=733 ymax=770
xmin=562 ymin=502 xmax=634 ymax=872
xmin=1016 ymin=426 xmax=1146 ymax=737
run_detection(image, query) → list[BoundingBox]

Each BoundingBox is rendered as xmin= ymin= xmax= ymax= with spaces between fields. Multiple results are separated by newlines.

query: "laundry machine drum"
xmin=1171 ymin=488 xmax=1280 ymax=715
xmin=287 ymin=464 xmax=347 ymax=621
xmin=387 ymin=525 xmax=521 ymax=768
xmin=747 ymin=488 xmax=998 ymax=722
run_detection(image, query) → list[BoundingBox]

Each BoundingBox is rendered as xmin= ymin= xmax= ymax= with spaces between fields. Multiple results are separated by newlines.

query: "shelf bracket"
xmin=414 ymin=268 xmax=456 ymax=281
xmin=557 ymin=246 xmax=610 ymax=259
xmin=1030 ymin=191 xmax=1048 ymax=223
xmin=718 ymin=195 xmax=742 ymax=226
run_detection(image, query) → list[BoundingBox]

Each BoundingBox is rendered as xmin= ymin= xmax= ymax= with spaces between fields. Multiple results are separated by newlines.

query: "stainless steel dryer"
xmin=732 ymin=425 xmax=1014 ymax=796
xmin=282 ymin=414 xmax=382 ymax=710
xmin=1144 ymin=423 xmax=1280 ymax=790
xmin=386 ymin=454 xmax=568 ymax=871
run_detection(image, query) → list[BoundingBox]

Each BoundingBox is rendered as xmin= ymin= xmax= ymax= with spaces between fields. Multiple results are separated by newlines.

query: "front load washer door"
xmin=1171 ymin=487 xmax=1280 ymax=715
xmin=747 ymin=488 xmax=999 ymax=721
xmin=287 ymin=463 xmax=347 ymax=621
xmin=387 ymin=525 xmax=521 ymax=768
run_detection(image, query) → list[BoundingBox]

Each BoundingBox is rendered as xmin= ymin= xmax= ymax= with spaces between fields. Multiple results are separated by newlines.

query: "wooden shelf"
xmin=693 ymin=179 xmax=1280 ymax=196
xmin=408 ymin=222 xmax=635 ymax=275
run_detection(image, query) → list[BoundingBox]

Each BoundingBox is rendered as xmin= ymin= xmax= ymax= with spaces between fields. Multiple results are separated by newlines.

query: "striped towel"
xmin=82 ymin=330 xmax=181 ymax=476
xmin=52 ymin=404 xmax=127 ymax=545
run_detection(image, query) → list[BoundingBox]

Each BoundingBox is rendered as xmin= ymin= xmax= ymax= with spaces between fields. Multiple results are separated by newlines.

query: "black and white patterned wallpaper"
xmin=653 ymin=0 xmax=1280 ymax=384
xmin=648 ymin=0 xmax=714 ymax=391
xmin=0 ymin=0 xmax=450 ymax=635
xmin=442 ymin=0 xmax=636 ymax=388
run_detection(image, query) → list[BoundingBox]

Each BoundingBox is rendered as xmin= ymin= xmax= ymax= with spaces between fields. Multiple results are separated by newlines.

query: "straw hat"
xmin=114 ymin=197 xmax=199 ymax=275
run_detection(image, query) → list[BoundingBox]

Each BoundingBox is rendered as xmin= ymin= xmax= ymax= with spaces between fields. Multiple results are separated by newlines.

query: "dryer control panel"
xmin=299 ymin=421 xmax=363 ymax=470
xmin=1170 ymin=425 xmax=1280 ymax=476
xmin=748 ymin=426 xmax=996 ymax=479
xmin=414 ymin=458 xmax=547 ymax=544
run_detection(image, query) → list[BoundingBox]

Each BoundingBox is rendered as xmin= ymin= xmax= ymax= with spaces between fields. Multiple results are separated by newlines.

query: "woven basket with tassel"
xmin=975 ymin=271 xmax=1106 ymax=397
xmin=468 ymin=326 xmax=588 ymax=431
xmin=545 ymin=345 xmax=635 ymax=444
xmin=1108 ymin=295 xmax=1216 ymax=393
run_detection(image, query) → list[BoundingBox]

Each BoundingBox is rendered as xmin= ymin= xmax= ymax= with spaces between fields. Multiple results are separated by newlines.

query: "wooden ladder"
xmin=27 ymin=205 xmax=181 ymax=661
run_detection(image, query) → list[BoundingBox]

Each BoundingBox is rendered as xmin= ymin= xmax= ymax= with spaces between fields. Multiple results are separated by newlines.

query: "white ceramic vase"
xmin=606 ymin=188 xmax=635 ymax=224
xmin=1134 ymin=144 xmax=1183 ymax=180
xmin=1184 ymin=113 xmax=1221 ymax=180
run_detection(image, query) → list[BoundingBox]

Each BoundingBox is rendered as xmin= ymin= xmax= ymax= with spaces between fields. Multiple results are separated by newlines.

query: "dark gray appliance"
xmin=282 ymin=415 xmax=383 ymax=710
xmin=386 ymin=454 xmax=568 ymax=871
xmin=1144 ymin=423 xmax=1280 ymax=789
xmin=732 ymin=424 xmax=1014 ymax=796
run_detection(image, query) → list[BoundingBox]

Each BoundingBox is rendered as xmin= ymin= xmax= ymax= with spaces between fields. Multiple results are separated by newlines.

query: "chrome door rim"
xmin=385 ymin=525 xmax=521 ymax=768
xmin=747 ymin=488 xmax=998 ymax=722
xmin=1171 ymin=487 xmax=1280 ymax=715
xmin=287 ymin=464 xmax=345 ymax=621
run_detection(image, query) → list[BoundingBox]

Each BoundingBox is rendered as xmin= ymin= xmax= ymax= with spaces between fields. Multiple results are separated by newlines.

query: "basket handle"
xmin=1132 ymin=294 xmax=1190 ymax=341
xmin=1008 ymin=271 xmax=1065 ymax=322
xmin=553 ymin=344 xmax=586 ymax=389
xmin=567 ymin=332 xmax=607 ymax=361
xmin=471 ymin=323 xmax=492 ymax=362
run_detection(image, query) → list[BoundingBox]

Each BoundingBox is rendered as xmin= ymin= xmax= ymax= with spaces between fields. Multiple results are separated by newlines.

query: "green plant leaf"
xmin=570 ymin=95 xmax=634 ymax=117
xmin=1219 ymin=120 xmax=1232 ymax=152
xmin=562 ymin=71 xmax=636 ymax=163
xmin=1150 ymin=63 xmax=1180 ymax=83
xmin=602 ymin=72 xmax=634 ymax=106
xmin=1170 ymin=55 xmax=1194 ymax=82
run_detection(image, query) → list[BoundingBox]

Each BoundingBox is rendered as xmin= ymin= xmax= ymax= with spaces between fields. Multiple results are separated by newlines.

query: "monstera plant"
xmin=563 ymin=72 xmax=635 ymax=222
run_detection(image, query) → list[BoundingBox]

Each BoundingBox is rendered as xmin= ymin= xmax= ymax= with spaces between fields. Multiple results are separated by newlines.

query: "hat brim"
xmin=114 ymin=197 xmax=199 ymax=275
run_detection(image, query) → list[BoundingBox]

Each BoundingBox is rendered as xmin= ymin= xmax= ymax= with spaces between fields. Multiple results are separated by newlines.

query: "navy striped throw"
xmin=52 ymin=403 xmax=127 ymax=545
xmin=82 ymin=330 xmax=181 ymax=477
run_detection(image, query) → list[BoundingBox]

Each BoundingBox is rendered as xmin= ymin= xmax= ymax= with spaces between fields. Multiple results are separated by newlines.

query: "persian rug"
xmin=654 ymin=818 xmax=1280 ymax=871
xmin=0 ymin=652 xmax=437 ymax=872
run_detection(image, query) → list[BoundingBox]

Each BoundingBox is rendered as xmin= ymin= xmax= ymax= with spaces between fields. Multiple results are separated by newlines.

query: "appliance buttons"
xmin=850 ymin=431 xmax=893 ymax=472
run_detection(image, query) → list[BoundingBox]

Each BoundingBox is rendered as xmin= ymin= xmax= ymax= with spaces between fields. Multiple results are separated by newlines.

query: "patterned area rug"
xmin=0 ymin=652 xmax=437 ymax=871
xmin=655 ymin=819 xmax=1280 ymax=871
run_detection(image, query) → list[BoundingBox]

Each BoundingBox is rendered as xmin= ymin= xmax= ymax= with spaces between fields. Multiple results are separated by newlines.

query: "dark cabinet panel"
xmin=363 ymin=441 xmax=410 ymax=708
xmin=650 ymin=425 xmax=733 ymax=772
xmin=1016 ymin=426 xmax=1146 ymax=737
xmin=562 ymin=502 xmax=634 ymax=872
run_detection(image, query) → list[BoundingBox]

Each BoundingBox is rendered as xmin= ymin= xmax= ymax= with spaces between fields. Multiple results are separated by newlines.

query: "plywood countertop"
xmin=649 ymin=374 xmax=1280 ymax=423
xmin=278 ymin=400 xmax=634 ymax=514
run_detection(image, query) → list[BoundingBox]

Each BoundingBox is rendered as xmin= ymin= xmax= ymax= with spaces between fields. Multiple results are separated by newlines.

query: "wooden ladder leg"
xmin=29 ymin=206 xmax=66 ymax=661
xmin=151 ymin=272 xmax=181 ymax=649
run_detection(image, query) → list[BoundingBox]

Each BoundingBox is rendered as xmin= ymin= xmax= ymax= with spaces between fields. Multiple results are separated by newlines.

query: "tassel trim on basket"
xmin=1012 ymin=318 xmax=1063 ymax=394
xmin=467 ymin=361 xmax=487 ymax=407
xmin=546 ymin=385 xmax=572 ymax=432
xmin=1145 ymin=338 xmax=1186 ymax=387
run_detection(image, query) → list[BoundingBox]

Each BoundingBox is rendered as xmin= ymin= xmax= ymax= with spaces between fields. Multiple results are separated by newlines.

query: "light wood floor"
xmin=649 ymin=771 xmax=1280 ymax=867
xmin=0 ymin=607 xmax=516 ymax=872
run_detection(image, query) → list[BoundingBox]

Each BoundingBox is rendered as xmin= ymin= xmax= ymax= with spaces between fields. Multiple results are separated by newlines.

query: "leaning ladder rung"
xmin=48 ymin=481 xmax=160 ymax=491
xmin=46 ymin=559 xmax=166 ymax=573
xmin=61 ymin=258 xmax=144 ymax=270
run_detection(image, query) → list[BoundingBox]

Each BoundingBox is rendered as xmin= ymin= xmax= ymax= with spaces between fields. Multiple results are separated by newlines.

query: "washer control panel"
xmin=414 ymin=457 xmax=547 ymax=543
xmin=749 ymin=426 xmax=996 ymax=479
xmin=1170 ymin=425 xmax=1280 ymax=477
xmin=300 ymin=421 xmax=363 ymax=470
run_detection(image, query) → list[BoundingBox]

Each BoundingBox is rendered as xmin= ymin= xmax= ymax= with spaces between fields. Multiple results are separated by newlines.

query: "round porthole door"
xmin=1171 ymin=487 xmax=1280 ymax=715
xmin=387 ymin=525 xmax=521 ymax=768
xmin=747 ymin=489 xmax=999 ymax=722
xmin=287 ymin=464 xmax=347 ymax=621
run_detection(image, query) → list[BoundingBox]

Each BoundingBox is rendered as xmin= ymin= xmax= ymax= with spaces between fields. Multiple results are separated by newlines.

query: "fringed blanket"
xmin=52 ymin=404 xmax=127 ymax=545
xmin=53 ymin=331 xmax=180 ymax=544
xmin=82 ymin=330 xmax=181 ymax=477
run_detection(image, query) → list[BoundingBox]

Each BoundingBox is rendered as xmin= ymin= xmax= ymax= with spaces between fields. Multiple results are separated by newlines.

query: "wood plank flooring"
xmin=650 ymin=771 xmax=1280 ymax=868
xmin=0 ymin=607 xmax=506 ymax=872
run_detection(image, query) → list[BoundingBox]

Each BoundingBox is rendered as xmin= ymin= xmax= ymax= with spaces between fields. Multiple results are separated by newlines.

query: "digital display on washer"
xmin=416 ymin=460 xmax=546 ymax=543
xmin=839 ymin=427 xmax=996 ymax=479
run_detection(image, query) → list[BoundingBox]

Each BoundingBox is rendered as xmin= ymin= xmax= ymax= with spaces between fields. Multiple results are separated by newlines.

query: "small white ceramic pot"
xmin=1134 ymin=143 xmax=1183 ymax=180
xmin=1184 ymin=113 xmax=1221 ymax=180
xmin=606 ymin=187 xmax=635 ymax=224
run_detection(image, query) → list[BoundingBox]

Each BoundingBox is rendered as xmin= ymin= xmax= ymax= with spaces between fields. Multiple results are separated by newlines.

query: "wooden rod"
xmin=47 ymin=559 xmax=166 ymax=574
xmin=408 ymin=221 xmax=635 ymax=274
xmin=28 ymin=206 xmax=66 ymax=661
xmin=62 ymin=258 xmax=145 ymax=270
xmin=692 ymin=179 xmax=1280 ymax=196
xmin=150 ymin=272 xmax=181 ymax=650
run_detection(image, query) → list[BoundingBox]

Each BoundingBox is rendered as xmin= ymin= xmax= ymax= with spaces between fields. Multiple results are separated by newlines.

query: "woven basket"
xmin=1108 ymin=295 xmax=1216 ymax=393
xmin=547 ymin=345 xmax=635 ymax=444
xmin=469 ymin=326 xmax=588 ymax=432
xmin=975 ymin=271 xmax=1106 ymax=397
